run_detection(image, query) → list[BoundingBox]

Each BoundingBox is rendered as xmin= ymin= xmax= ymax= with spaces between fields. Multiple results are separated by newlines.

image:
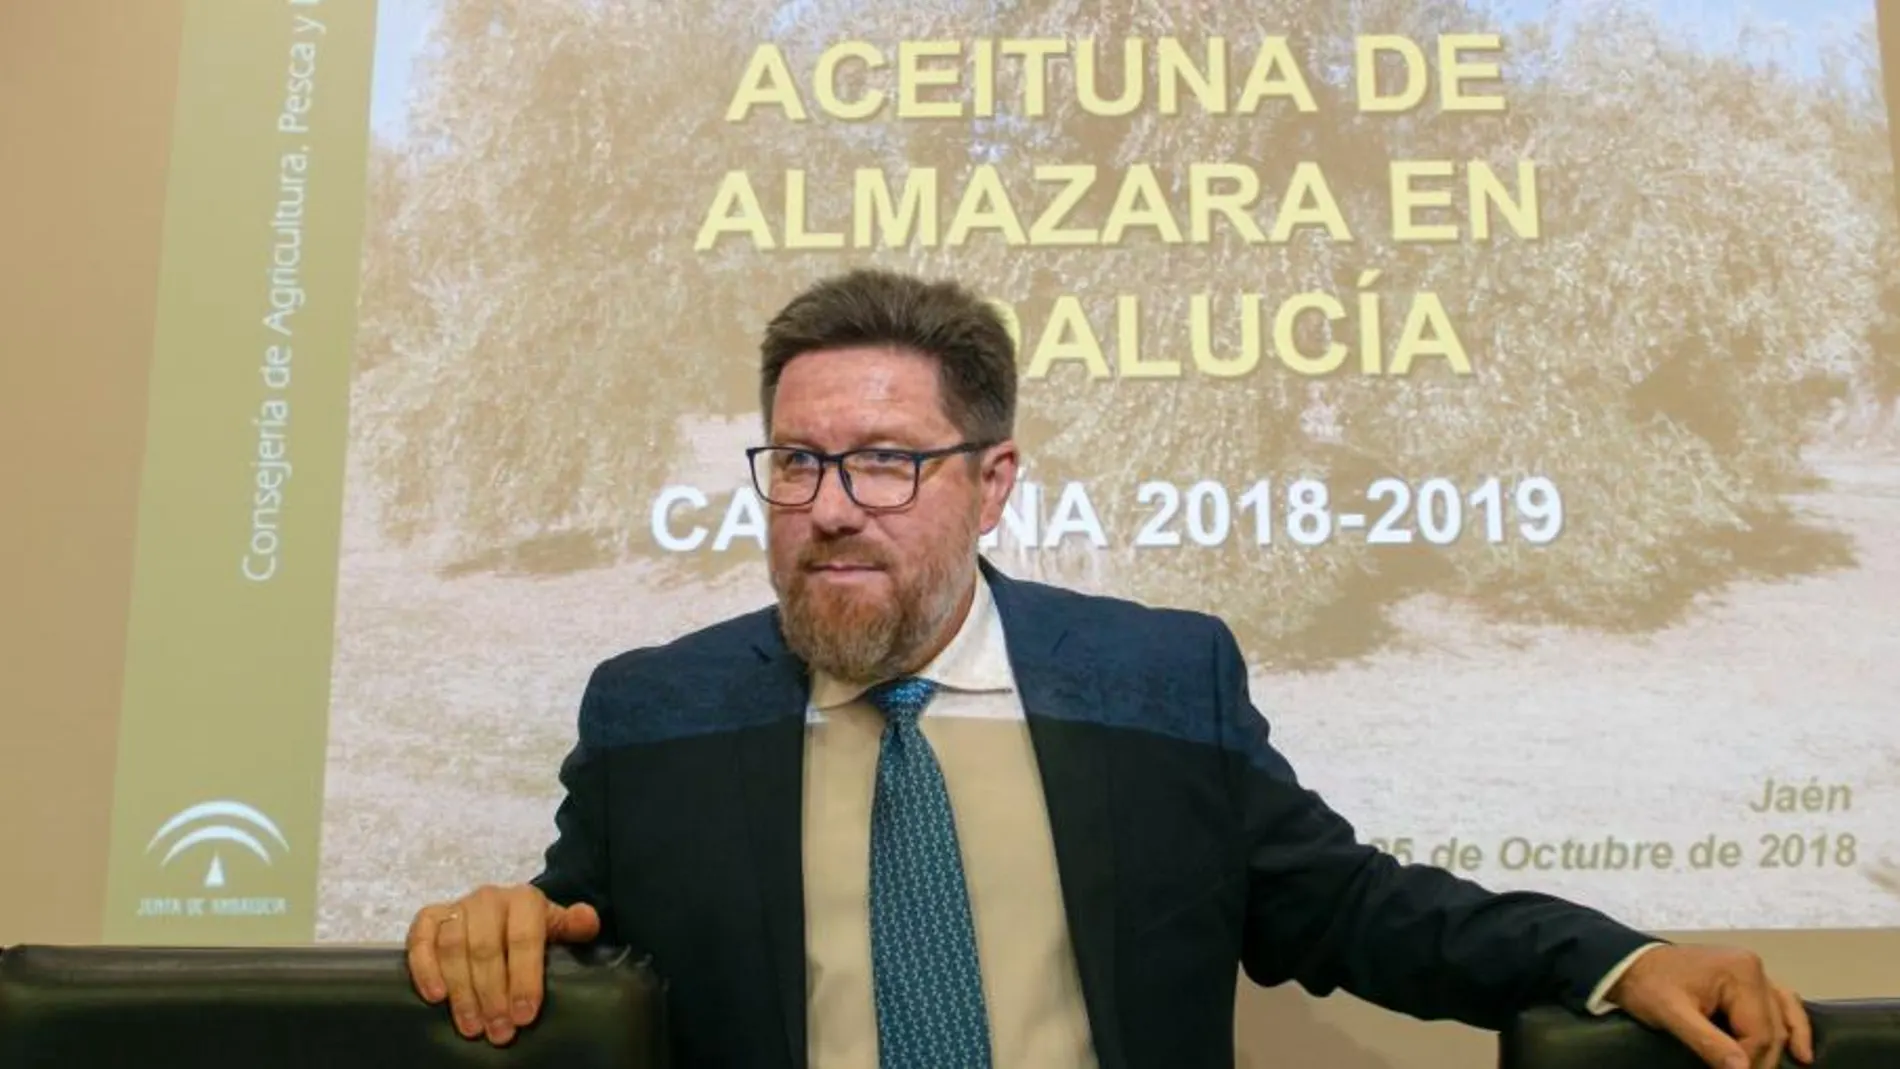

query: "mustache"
xmin=798 ymin=542 xmax=890 ymax=570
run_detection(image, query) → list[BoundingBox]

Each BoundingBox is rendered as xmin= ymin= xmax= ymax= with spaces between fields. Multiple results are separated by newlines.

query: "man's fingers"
xmin=548 ymin=899 xmax=601 ymax=943
xmin=1752 ymin=1003 xmax=1788 ymax=1069
xmin=461 ymin=892 xmax=515 ymax=1045
xmin=415 ymin=886 xmax=565 ymax=1046
xmin=504 ymin=891 xmax=549 ymax=1027
xmin=404 ymin=909 xmax=448 ymax=1003
xmin=435 ymin=907 xmax=482 ymax=1039
xmin=1778 ymin=987 xmax=1814 ymax=1065
xmin=1717 ymin=971 xmax=1786 ymax=1069
xmin=1648 ymin=993 xmax=1752 ymax=1069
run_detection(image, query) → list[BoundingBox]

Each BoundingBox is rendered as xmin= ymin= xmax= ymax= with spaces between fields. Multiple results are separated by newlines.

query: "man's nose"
xmin=809 ymin=466 xmax=867 ymax=533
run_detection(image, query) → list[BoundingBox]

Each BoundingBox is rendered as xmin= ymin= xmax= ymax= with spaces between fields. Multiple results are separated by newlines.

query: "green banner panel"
xmin=103 ymin=0 xmax=375 ymax=943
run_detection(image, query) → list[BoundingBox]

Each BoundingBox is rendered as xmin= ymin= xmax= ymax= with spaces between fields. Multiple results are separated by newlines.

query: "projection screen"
xmin=49 ymin=0 xmax=1900 ymax=977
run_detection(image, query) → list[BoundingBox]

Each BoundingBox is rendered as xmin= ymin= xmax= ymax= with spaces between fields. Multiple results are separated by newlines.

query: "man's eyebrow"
xmin=768 ymin=431 xmax=928 ymax=451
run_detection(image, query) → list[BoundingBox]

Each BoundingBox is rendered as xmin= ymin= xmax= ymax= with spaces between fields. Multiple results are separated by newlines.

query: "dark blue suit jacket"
xmin=531 ymin=560 xmax=1652 ymax=1068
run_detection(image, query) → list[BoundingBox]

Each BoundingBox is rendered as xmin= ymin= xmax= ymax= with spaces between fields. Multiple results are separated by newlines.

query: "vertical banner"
xmin=103 ymin=0 xmax=375 ymax=942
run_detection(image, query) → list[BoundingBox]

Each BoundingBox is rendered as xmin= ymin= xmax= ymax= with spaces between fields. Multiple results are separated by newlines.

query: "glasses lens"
xmin=841 ymin=451 xmax=919 ymax=508
xmin=752 ymin=448 xmax=819 ymax=505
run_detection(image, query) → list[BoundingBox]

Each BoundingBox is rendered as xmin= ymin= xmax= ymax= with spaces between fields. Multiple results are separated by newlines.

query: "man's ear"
xmin=976 ymin=439 xmax=1020 ymax=535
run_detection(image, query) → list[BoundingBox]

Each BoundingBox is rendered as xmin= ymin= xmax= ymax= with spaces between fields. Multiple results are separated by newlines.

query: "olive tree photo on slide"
xmin=320 ymin=0 xmax=1900 ymax=959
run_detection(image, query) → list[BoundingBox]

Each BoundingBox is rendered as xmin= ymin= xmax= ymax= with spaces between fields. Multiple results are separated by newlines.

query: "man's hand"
xmin=1607 ymin=943 xmax=1813 ymax=1069
xmin=404 ymin=884 xmax=602 ymax=1046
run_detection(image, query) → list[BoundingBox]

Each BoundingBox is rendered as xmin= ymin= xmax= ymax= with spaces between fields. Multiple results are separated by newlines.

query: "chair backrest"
xmin=1501 ymin=1001 xmax=1900 ymax=1069
xmin=0 ymin=943 xmax=668 ymax=1069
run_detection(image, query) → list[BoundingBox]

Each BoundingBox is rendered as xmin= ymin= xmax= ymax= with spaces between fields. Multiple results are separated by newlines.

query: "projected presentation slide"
xmin=102 ymin=0 xmax=1900 ymax=945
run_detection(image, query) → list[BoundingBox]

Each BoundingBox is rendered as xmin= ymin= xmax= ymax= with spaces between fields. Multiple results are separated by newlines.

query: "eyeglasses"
xmin=746 ymin=442 xmax=991 ymax=509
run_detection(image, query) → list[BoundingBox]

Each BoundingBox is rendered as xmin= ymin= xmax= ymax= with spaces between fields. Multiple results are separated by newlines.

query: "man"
xmin=407 ymin=269 xmax=1812 ymax=1069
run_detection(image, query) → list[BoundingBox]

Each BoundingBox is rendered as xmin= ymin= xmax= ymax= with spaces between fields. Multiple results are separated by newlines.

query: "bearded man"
xmin=406 ymin=269 xmax=1809 ymax=1069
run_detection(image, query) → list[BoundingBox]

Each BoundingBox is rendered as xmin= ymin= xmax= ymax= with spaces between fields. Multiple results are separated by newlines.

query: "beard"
xmin=772 ymin=525 xmax=974 ymax=685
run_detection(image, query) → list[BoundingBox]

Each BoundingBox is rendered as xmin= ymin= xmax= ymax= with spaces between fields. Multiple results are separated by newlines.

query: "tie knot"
xmin=864 ymin=677 xmax=937 ymax=726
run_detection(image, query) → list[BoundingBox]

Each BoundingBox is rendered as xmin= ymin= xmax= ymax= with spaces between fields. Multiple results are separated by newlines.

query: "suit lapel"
xmin=988 ymin=564 xmax=1129 ymax=1069
xmin=729 ymin=627 xmax=811 ymax=1069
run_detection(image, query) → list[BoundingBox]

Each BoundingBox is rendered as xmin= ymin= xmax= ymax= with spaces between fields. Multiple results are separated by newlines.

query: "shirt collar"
xmin=808 ymin=568 xmax=1015 ymax=711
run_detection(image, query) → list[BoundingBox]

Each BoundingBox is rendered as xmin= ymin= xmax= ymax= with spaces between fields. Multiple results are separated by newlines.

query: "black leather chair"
xmin=1502 ymin=1000 xmax=1900 ymax=1068
xmin=0 ymin=943 xmax=668 ymax=1069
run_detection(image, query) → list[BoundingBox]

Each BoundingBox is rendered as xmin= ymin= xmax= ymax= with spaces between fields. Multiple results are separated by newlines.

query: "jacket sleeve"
xmin=1212 ymin=619 xmax=1655 ymax=1029
xmin=527 ymin=661 xmax=619 ymax=944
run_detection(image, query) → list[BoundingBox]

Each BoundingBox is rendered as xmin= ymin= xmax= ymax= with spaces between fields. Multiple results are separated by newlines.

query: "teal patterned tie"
xmin=864 ymin=677 xmax=993 ymax=1069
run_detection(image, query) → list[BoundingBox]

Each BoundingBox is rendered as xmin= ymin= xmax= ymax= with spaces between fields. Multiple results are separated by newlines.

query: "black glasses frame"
xmin=745 ymin=442 xmax=992 ymax=509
